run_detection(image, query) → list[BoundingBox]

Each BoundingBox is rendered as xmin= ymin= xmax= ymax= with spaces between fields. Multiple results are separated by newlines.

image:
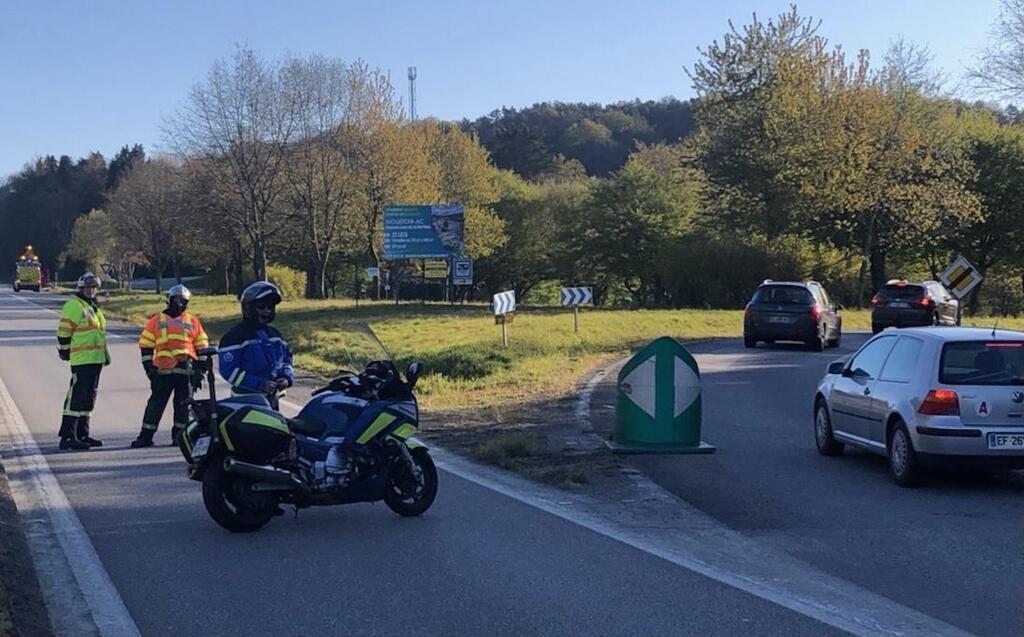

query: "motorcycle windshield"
xmin=325 ymin=322 xmax=393 ymax=373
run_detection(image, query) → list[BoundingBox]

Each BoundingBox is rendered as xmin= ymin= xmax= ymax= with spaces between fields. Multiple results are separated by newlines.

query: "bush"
xmin=266 ymin=264 xmax=305 ymax=301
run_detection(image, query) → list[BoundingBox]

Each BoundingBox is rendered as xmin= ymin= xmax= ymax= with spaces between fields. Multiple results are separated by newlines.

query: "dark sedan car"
xmin=743 ymin=280 xmax=842 ymax=351
xmin=870 ymin=280 xmax=958 ymax=334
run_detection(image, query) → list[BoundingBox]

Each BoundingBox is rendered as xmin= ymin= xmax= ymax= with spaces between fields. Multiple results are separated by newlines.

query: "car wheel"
xmin=888 ymin=420 xmax=921 ymax=487
xmin=744 ymin=336 xmax=757 ymax=349
xmin=808 ymin=326 xmax=826 ymax=352
xmin=814 ymin=401 xmax=844 ymax=456
xmin=828 ymin=331 xmax=841 ymax=348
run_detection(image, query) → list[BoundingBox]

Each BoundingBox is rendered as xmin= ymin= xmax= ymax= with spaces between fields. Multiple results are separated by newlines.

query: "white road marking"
xmin=0 ymin=375 xmax=141 ymax=637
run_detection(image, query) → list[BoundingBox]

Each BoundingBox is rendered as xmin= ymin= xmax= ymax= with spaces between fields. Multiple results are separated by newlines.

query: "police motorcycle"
xmin=179 ymin=343 xmax=437 ymax=533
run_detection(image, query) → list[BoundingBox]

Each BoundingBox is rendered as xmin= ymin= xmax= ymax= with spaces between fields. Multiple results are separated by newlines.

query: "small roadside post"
xmin=560 ymin=286 xmax=593 ymax=334
xmin=493 ymin=290 xmax=516 ymax=347
xmin=939 ymin=256 xmax=983 ymax=325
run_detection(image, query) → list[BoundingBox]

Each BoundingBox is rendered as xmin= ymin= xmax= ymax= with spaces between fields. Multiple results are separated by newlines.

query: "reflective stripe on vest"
xmin=58 ymin=297 xmax=107 ymax=365
xmin=145 ymin=311 xmax=208 ymax=369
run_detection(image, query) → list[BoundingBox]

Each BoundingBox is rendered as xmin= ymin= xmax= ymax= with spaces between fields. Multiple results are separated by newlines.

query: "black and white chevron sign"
xmin=560 ymin=287 xmax=593 ymax=307
xmin=493 ymin=290 xmax=516 ymax=315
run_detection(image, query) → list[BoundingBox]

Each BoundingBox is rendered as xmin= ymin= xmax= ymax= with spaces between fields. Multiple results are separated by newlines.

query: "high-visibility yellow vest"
xmin=139 ymin=310 xmax=209 ymax=370
xmin=57 ymin=296 xmax=109 ymax=366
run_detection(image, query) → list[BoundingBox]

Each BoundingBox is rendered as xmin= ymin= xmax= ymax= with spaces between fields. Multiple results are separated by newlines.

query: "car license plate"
xmin=191 ymin=436 xmax=211 ymax=459
xmin=987 ymin=433 xmax=1024 ymax=449
xmin=768 ymin=316 xmax=791 ymax=324
xmin=890 ymin=302 xmax=910 ymax=308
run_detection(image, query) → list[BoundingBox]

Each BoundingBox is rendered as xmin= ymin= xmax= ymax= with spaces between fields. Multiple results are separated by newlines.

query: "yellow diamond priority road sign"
xmin=939 ymin=256 xmax=983 ymax=300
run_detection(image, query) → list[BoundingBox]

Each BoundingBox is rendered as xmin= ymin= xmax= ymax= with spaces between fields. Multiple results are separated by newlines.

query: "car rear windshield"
xmin=752 ymin=286 xmax=813 ymax=305
xmin=940 ymin=341 xmax=1024 ymax=386
xmin=879 ymin=284 xmax=926 ymax=299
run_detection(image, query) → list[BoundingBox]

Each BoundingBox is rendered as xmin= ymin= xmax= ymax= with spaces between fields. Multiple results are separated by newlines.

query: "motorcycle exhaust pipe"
xmin=224 ymin=458 xmax=304 ymax=488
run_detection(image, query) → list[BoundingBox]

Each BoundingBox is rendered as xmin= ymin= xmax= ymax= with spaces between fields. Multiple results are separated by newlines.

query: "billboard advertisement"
xmin=383 ymin=204 xmax=464 ymax=260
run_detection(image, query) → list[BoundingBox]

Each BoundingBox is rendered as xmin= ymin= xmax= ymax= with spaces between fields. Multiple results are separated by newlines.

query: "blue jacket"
xmin=218 ymin=320 xmax=294 ymax=395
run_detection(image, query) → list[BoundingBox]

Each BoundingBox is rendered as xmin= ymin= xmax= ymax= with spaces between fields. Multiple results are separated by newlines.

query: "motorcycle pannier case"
xmin=219 ymin=406 xmax=291 ymax=463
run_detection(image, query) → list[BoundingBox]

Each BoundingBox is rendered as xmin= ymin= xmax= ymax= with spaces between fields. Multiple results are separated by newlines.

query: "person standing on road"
xmin=218 ymin=282 xmax=294 ymax=411
xmin=55 ymin=272 xmax=109 ymax=451
xmin=131 ymin=285 xmax=209 ymax=448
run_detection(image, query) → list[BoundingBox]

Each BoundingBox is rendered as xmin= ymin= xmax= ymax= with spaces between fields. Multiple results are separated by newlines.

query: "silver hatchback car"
xmin=814 ymin=327 xmax=1024 ymax=486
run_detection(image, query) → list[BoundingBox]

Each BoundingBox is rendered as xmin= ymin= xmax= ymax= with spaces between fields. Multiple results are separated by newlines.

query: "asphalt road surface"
xmin=596 ymin=335 xmax=1024 ymax=637
xmin=0 ymin=287 xmax=847 ymax=637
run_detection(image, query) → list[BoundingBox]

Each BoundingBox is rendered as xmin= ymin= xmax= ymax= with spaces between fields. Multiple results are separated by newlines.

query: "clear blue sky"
xmin=0 ymin=0 xmax=1002 ymax=179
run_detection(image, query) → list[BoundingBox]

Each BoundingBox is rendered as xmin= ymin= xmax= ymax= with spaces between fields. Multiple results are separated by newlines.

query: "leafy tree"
xmin=66 ymin=209 xmax=115 ymax=276
xmin=105 ymin=159 xmax=188 ymax=293
xmin=164 ymin=45 xmax=297 ymax=281
xmin=0 ymin=153 xmax=107 ymax=280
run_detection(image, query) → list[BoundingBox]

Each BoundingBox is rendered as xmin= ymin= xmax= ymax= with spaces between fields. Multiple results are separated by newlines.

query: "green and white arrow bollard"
xmin=607 ymin=336 xmax=715 ymax=454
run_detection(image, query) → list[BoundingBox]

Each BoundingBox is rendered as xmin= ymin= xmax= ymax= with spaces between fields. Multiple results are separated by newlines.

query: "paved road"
xmin=593 ymin=335 xmax=1024 ymax=637
xmin=0 ymin=288 xmax=843 ymax=636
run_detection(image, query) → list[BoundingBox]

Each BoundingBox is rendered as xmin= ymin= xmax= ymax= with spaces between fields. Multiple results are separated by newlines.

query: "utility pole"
xmin=407 ymin=67 xmax=417 ymax=122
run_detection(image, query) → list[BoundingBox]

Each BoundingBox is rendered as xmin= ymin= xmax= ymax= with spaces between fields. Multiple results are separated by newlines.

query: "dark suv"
xmin=870 ymin=280 xmax=958 ymax=334
xmin=743 ymin=280 xmax=842 ymax=351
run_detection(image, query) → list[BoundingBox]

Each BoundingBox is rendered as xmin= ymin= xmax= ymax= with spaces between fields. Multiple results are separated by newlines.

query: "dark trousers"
xmin=141 ymin=374 xmax=193 ymax=434
xmin=60 ymin=364 xmax=102 ymax=439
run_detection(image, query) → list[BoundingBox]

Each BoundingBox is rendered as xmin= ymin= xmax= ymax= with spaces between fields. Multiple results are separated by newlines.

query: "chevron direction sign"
xmin=493 ymin=290 xmax=516 ymax=316
xmin=559 ymin=287 xmax=593 ymax=307
xmin=607 ymin=337 xmax=714 ymax=454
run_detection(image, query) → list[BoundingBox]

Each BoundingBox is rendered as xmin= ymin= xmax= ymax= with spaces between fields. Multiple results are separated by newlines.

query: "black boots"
xmin=76 ymin=417 xmax=102 ymax=447
xmin=59 ymin=416 xmax=96 ymax=451
xmin=59 ymin=436 xmax=90 ymax=451
xmin=130 ymin=430 xmax=155 ymax=449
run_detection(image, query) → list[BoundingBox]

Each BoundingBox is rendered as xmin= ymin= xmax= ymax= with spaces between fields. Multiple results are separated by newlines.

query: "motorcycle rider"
xmin=218 ymin=282 xmax=294 ymax=410
xmin=131 ymin=284 xmax=209 ymax=448
xmin=55 ymin=272 xmax=109 ymax=450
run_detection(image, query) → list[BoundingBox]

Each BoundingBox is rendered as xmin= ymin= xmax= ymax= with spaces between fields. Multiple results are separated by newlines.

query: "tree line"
xmin=5 ymin=4 xmax=1024 ymax=315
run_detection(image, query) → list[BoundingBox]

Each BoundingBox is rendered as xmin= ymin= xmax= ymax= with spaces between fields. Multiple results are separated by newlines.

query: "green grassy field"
xmin=100 ymin=292 xmax=1023 ymax=413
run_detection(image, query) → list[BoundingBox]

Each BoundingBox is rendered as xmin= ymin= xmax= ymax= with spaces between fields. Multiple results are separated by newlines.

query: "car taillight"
xmin=744 ymin=304 xmax=751 ymax=320
xmin=870 ymin=294 xmax=883 ymax=306
xmin=809 ymin=304 xmax=822 ymax=321
xmin=912 ymin=297 xmax=933 ymax=308
xmin=918 ymin=389 xmax=960 ymax=416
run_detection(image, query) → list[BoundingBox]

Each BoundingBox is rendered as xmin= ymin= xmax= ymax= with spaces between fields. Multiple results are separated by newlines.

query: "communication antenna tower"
xmin=408 ymin=66 xmax=417 ymax=122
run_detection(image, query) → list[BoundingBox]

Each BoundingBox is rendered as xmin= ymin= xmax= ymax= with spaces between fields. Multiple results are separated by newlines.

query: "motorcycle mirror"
xmin=406 ymin=361 xmax=424 ymax=387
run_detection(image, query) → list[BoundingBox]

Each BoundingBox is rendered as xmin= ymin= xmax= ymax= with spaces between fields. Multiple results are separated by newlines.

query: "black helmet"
xmin=240 ymin=281 xmax=282 ymax=321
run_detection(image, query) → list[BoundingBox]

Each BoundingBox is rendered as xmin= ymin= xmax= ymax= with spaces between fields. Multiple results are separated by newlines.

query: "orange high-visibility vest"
xmin=138 ymin=310 xmax=210 ymax=370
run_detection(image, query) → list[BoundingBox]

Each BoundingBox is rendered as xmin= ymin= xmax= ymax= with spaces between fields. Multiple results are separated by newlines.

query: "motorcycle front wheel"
xmin=202 ymin=459 xmax=277 ymax=532
xmin=384 ymin=449 xmax=438 ymax=517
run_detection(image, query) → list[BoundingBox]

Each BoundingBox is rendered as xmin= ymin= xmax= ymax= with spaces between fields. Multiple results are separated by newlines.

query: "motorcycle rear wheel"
xmin=384 ymin=449 xmax=438 ymax=517
xmin=202 ymin=459 xmax=277 ymax=532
